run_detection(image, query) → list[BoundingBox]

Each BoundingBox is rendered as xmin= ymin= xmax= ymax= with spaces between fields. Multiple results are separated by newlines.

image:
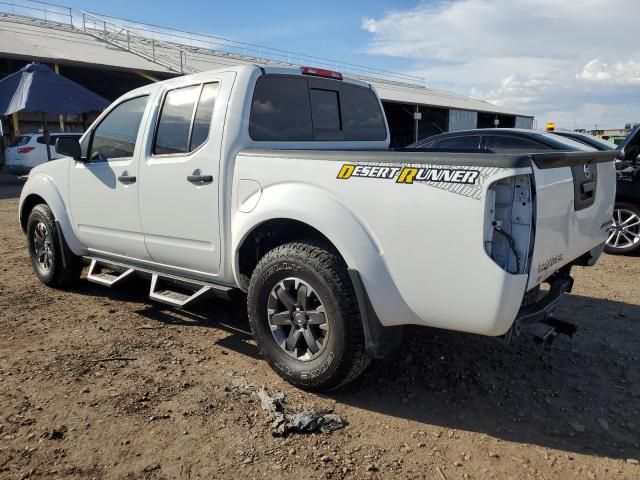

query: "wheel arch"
xmin=231 ymin=183 xmax=383 ymax=292
xmin=19 ymin=193 xmax=47 ymax=233
xmin=236 ymin=217 xmax=347 ymax=290
xmin=237 ymin=217 xmax=404 ymax=360
xmin=234 ymin=207 xmax=411 ymax=358
xmin=614 ymin=196 xmax=640 ymax=208
xmin=19 ymin=174 xmax=85 ymax=255
xmin=230 ymin=182 xmax=420 ymax=333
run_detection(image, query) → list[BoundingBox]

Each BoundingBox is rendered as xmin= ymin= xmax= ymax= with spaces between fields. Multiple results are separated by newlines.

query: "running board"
xmin=149 ymin=274 xmax=212 ymax=308
xmin=83 ymin=256 xmax=234 ymax=304
xmin=86 ymin=259 xmax=135 ymax=287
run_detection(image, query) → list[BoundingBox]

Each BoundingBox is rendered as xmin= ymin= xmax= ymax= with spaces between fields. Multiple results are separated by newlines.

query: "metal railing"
xmin=82 ymin=11 xmax=426 ymax=87
xmin=81 ymin=12 xmax=197 ymax=74
xmin=0 ymin=0 xmax=71 ymax=26
xmin=0 ymin=1 xmax=426 ymax=87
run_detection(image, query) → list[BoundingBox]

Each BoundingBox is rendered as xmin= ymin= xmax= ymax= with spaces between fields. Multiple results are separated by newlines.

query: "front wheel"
xmin=605 ymin=203 xmax=640 ymax=255
xmin=27 ymin=204 xmax=83 ymax=287
xmin=247 ymin=241 xmax=369 ymax=391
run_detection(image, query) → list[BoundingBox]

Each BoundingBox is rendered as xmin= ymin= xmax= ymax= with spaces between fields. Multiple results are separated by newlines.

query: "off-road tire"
xmin=247 ymin=241 xmax=370 ymax=391
xmin=27 ymin=204 xmax=82 ymax=288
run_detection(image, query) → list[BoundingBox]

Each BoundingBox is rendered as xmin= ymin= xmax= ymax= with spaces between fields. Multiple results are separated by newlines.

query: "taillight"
xmin=18 ymin=146 xmax=35 ymax=154
xmin=300 ymin=66 xmax=343 ymax=80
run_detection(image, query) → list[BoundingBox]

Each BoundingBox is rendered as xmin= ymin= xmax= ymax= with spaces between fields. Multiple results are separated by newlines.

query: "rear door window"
xmin=555 ymin=133 xmax=614 ymax=151
xmin=249 ymin=74 xmax=386 ymax=142
xmin=190 ymin=83 xmax=219 ymax=150
xmin=154 ymin=82 xmax=220 ymax=154
xmin=485 ymin=135 xmax=550 ymax=151
xmin=9 ymin=135 xmax=30 ymax=147
xmin=533 ymin=133 xmax=593 ymax=151
xmin=435 ymin=135 xmax=482 ymax=149
xmin=154 ymin=85 xmax=200 ymax=155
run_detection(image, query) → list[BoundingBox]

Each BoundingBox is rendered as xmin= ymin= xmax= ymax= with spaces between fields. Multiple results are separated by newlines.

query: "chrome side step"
xmin=149 ymin=274 xmax=214 ymax=308
xmin=86 ymin=259 xmax=135 ymax=287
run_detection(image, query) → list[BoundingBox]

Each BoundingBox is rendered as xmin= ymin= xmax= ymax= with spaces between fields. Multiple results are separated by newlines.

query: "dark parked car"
xmin=551 ymin=127 xmax=640 ymax=163
xmin=407 ymin=128 xmax=595 ymax=152
xmin=409 ymin=127 xmax=640 ymax=254
xmin=551 ymin=131 xmax=618 ymax=152
xmin=608 ymin=162 xmax=640 ymax=254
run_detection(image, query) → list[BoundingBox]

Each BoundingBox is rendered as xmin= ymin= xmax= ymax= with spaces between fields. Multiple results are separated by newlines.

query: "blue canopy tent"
xmin=0 ymin=63 xmax=109 ymax=159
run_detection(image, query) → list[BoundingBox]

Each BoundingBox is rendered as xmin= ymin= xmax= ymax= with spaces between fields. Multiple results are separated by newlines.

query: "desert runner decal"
xmin=335 ymin=162 xmax=504 ymax=201
xmin=337 ymin=163 xmax=479 ymax=185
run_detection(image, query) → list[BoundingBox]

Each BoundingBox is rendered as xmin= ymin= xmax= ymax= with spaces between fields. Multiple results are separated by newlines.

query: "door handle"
xmin=117 ymin=175 xmax=137 ymax=184
xmin=187 ymin=174 xmax=213 ymax=184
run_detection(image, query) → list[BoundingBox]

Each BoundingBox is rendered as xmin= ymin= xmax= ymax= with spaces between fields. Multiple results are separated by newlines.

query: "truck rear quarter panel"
xmin=232 ymin=151 xmax=532 ymax=336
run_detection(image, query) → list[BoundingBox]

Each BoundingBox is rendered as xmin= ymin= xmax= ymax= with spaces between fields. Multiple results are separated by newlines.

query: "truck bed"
xmin=233 ymin=148 xmax=617 ymax=335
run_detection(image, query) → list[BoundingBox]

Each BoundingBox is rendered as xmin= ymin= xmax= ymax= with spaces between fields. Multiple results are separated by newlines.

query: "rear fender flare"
xmin=231 ymin=183 xmax=422 ymax=326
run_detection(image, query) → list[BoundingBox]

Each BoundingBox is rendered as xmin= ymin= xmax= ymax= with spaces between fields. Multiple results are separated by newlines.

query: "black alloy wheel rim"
xmin=267 ymin=277 xmax=329 ymax=361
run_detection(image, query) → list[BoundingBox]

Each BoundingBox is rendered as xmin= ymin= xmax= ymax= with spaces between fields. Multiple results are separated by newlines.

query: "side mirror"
xmin=55 ymin=137 xmax=83 ymax=161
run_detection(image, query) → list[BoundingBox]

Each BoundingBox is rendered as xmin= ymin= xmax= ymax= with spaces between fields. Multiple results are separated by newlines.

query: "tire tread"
xmin=248 ymin=240 xmax=370 ymax=390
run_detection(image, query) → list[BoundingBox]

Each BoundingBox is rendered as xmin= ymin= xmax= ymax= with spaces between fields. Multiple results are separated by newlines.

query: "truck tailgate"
xmin=527 ymin=151 xmax=617 ymax=290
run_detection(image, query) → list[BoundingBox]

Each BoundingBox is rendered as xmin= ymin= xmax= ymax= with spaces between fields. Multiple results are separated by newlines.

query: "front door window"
xmin=89 ymin=95 xmax=149 ymax=162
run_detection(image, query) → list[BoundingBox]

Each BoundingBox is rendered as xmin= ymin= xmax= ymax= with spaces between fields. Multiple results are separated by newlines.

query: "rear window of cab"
xmin=249 ymin=74 xmax=387 ymax=142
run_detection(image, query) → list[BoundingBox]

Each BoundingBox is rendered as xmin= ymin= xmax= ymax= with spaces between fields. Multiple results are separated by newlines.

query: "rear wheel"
xmin=247 ymin=241 xmax=369 ymax=391
xmin=27 ymin=204 xmax=82 ymax=287
xmin=605 ymin=203 xmax=640 ymax=255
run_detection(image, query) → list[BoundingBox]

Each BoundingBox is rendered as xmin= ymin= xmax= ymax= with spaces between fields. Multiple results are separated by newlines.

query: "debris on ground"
xmin=227 ymin=375 xmax=253 ymax=395
xmin=257 ymin=387 xmax=346 ymax=436
xmin=42 ymin=426 xmax=66 ymax=441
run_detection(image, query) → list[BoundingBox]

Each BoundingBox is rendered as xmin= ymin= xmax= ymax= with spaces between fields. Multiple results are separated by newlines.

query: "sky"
xmin=60 ymin=0 xmax=639 ymax=130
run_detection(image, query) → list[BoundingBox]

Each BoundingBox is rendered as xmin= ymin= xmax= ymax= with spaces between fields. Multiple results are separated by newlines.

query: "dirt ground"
xmin=0 ymin=174 xmax=638 ymax=480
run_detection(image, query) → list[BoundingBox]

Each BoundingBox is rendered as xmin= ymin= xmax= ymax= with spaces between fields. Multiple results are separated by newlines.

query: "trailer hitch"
xmin=516 ymin=315 xmax=577 ymax=346
xmin=510 ymin=269 xmax=576 ymax=347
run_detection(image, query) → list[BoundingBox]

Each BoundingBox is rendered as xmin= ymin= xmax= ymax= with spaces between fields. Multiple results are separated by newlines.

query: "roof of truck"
xmin=121 ymin=64 xmax=373 ymax=98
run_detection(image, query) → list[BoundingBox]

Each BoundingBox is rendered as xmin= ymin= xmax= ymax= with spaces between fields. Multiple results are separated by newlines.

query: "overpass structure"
xmin=0 ymin=0 xmax=534 ymax=146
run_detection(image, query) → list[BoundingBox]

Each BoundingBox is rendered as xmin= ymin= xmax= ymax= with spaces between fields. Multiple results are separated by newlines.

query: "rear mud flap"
xmin=348 ymin=269 xmax=403 ymax=359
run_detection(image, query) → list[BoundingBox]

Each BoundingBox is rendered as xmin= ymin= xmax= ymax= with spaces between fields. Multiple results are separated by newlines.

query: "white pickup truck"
xmin=19 ymin=65 xmax=617 ymax=390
